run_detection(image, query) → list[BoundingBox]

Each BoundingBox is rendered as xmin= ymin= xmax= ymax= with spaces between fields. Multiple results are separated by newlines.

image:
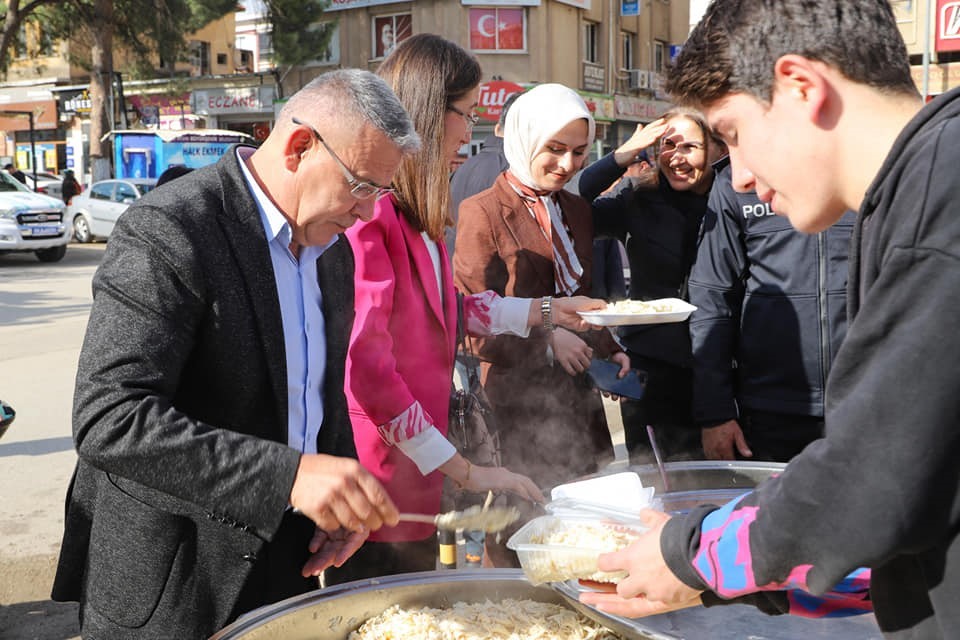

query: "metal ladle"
xmin=399 ymin=504 xmax=521 ymax=533
xmin=646 ymin=425 xmax=671 ymax=493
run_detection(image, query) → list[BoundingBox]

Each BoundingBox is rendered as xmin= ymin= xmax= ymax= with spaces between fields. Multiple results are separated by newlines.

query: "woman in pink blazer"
xmin=328 ymin=35 xmax=602 ymax=584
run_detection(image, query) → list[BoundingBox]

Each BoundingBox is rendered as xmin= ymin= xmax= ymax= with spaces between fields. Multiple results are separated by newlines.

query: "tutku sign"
xmin=937 ymin=0 xmax=960 ymax=53
xmin=476 ymin=81 xmax=525 ymax=123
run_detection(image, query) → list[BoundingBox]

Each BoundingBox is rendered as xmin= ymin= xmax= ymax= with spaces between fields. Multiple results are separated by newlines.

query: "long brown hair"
xmin=378 ymin=33 xmax=482 ymax=241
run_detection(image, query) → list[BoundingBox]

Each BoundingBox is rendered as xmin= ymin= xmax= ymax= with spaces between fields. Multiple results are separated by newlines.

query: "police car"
xmin=0 ymin=169 xmax=69 ymax=262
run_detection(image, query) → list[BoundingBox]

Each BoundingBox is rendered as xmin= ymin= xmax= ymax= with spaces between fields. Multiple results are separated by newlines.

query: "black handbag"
xmin=447 ymin=293 xmax=502 ymax=470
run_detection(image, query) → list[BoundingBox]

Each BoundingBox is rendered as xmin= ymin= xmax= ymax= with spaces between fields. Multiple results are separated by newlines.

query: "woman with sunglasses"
xmin=578 ymin=107 xmax=727 ymax=465
xmin=327 ymin=34 xmax=604 ymax=584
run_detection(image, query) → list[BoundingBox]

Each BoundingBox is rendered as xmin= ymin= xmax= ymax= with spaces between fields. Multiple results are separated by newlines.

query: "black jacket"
xmin=580 ymin=152 xmax=707 ymax=367
xmin=688 ymin=158 xmax=854 ymax=425
xmin=665 ymin=87 xmax=960 ymax=638
xmin=52 ymin=148 xmax=357 ymax=637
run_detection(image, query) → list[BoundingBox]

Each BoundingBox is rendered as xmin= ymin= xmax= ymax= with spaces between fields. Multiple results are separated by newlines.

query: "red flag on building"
xmin=470 ymin=8 xmax=524 ymax=51
xmin=470 ymin=9 xmax=497 ymax=50
xmin=497 ymin=9 xmax=524 ymax=50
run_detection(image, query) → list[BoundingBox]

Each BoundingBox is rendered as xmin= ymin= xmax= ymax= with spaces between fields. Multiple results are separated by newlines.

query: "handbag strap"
xmin=456 ymin=292 xmax=481 ymax=389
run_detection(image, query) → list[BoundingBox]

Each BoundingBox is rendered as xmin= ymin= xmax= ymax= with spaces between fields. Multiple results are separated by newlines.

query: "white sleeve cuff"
xmin=396 ymin=426 xmax=457 ymax=475
xmin=489 ymin=296 xmax=532 ymax=337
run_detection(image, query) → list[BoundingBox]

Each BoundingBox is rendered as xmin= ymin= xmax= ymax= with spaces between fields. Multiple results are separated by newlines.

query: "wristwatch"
xmin=541 ymin=297 xmax=555 ymax=331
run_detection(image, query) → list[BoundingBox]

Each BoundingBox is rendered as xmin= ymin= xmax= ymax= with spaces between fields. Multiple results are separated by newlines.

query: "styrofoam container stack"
xmin=547 ymin=471 xmax=657 ymax=525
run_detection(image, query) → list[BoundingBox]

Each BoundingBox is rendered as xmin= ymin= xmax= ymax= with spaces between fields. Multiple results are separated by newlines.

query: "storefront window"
xmin=373 ymin=14 xmax=411 ymax=60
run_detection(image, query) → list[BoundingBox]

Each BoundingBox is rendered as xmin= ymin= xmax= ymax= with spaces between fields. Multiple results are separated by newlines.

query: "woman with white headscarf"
xmin=454 ymin=84 xmax=629 ymax=565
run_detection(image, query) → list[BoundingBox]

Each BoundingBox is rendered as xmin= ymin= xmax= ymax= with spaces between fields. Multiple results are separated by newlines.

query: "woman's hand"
xmin=597 ymin=351 xmax=633 ymax=401
xmin=613 ymin=118 xmax=669 ymax=167
xmin=551 ymin=296 xmax=607 ymax=331
xmin=465 ymin=464 xmax=546 ymax=503
xmin=551 ymin=328 xmax=593 ymax=375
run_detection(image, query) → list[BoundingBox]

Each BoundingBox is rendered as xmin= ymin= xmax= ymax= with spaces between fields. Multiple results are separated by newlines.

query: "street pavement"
xmin=0 ymin=241 xmax=627 ymax=639
xmin=0 ymin=242 xmax=104 ymax=639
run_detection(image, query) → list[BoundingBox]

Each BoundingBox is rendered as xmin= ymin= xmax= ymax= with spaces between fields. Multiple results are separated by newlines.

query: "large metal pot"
xmin=212 ymin=461 xmax=882 ymax=639
xmin=210 ymin=569 xmax=590 ymax=639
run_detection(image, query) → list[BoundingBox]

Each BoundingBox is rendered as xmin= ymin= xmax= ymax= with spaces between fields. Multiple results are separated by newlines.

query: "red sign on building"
xmin=476 ymin=81 xmax=525 ymax=123
xmin=936 ymin=0 xmax=960 ymax=53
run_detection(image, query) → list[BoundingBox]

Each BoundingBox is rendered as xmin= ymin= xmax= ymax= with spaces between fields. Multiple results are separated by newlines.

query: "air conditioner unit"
xmin=628 ymin=69 xmax=650 ymax=90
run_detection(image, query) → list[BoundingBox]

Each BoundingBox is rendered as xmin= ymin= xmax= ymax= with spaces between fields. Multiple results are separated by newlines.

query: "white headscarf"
xmin=502 ymin=83 xmax=596 ymax=191
xmin=501 ymin=84 xmax=594 ymax=295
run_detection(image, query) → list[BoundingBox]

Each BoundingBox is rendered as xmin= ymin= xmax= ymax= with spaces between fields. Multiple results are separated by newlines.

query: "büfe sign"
xmin=477 ymin=81 xmax=525 ymax=123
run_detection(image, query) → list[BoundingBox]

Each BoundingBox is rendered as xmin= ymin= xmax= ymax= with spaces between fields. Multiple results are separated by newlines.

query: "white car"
xmin=68 ymin=178 xmax=157 ymax=243
xmin=23 ymin=171 xmax=64 ymax=200
xmin=0 ymin=170 xmax=70 ymax=262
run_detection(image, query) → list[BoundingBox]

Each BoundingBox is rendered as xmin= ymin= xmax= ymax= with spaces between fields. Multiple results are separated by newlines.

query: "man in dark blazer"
xmin=51 ymin=70 xmax=420 ymax=638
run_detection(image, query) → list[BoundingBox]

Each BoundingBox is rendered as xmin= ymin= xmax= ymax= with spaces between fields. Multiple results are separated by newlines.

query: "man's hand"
xmin=289 ymin=453 xmax=399 ymax=533
xmin=550 ymin=328 xmax=593 ymax=375
xmin=301 ymin=526 xmax=369 ymax=577
xmin=551 ymin=296 xmax=607 ymax=331
xmin=701 ymin=419 xmax=752 ymax=460
xmin=579 ymin=509 xmax=704 ymax=616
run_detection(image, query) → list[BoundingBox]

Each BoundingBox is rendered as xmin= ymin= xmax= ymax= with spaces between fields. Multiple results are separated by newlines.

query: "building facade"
xmin=270 ymin=0 xmax=686 ymax=157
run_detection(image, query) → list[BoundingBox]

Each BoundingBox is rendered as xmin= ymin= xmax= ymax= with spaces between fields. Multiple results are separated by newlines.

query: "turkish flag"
xmin=469 ymin=9 xmax=497 ymax=50
xmin=497 ymin=9 xmax=524 ymax=50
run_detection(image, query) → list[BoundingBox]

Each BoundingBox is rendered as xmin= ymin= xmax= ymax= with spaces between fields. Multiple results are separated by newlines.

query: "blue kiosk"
xmin=109 ymin=129 xmax=255 ymax=179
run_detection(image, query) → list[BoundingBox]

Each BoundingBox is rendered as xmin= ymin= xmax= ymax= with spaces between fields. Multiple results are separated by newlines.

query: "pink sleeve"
xmin=345 ymin=200 xmax=436 ymax=440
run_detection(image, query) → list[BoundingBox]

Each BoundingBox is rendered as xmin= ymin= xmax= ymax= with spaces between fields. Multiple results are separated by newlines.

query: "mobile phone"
xmin=585 ymin=358 xmax=647 ymax=401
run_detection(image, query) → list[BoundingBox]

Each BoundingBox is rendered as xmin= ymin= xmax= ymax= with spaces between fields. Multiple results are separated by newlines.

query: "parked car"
xmin=23 ymin=171 xmax=64 ymax=199
xmin=68 ymin=178 xmax=157 ymax=243
xmin=0 ymin=170 xmax=70 ymax=262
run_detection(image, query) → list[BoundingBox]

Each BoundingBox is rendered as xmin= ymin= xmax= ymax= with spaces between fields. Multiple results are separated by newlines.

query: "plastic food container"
xmin=506 ymin=515 xmax=643 ymax=585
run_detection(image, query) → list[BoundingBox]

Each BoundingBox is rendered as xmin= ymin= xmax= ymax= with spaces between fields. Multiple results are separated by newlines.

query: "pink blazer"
xmin=344 ymin=195 xmax=458 ymax=541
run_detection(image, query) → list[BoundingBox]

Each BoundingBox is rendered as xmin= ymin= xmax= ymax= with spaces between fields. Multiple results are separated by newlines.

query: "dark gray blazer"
xmin=51 ymin=147 xmax=357 ymax=637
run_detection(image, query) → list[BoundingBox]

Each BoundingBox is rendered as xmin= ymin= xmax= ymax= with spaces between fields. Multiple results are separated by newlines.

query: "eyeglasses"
xmin=660 ymin=138 xmax=706 ymax=156
xmin=291 ymin=116 xmax=394 ymax=200
xmin=447 ymin=104 xmax=480 ymax=129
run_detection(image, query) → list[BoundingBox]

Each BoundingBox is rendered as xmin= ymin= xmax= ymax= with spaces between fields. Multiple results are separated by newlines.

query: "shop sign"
xmin=577 ymin=90 xmax=615 ymax=123
xmin=477 ymin=81 xmax=526 ymax=122
xmin=937 ymin=0 xmax=960 ymax=53
xmin=555 ymin=0 xmax=591 ymax=8
xmin=192 ymin=86 xmax=276 ymax=116
xmin=614 ymin=94 xmax=673 ymax=121
xmin=325 ymin=0 xmax=412 ymax=10
xmin=60 ymin=89 xmax=92 ymax=116
xmin=129 ymin=93 xmax=191 ymax=118
xmin=0 ymin=100 xmax=58 ymax=131
xmin=910 ymin=62 xmax=960 ymax=93
xmin=621 ymin=0 xmax=640 ymax=16
xmin=583 ymin=63 xmax=605 ymax=93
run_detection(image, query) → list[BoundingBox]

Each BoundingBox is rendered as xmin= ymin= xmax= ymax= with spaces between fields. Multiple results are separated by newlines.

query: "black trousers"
xmin=620 ymin=354 xmax=700 ymax=463
xmin=737 ymin=409 xmax=825 ymax=463
xmin=323 ymin=535 xmax=438 ymax=586
xmin=231 ymin=510 xmax=317 ymax=620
